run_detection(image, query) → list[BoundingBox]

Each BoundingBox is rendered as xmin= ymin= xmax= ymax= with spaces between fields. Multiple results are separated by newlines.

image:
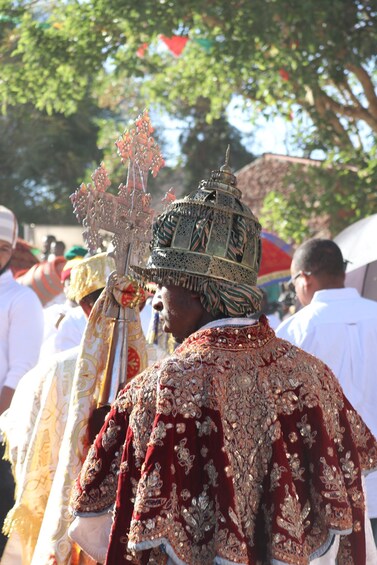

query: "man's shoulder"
xmin=9 ymin=277 xmax=43 ymax=308
xmin=276 ymin=306 xmax=313 ymax=337
xmin=315 ymin=288 xmax=377 ymax=321
xmin=353 ymin=293 xmax=377 ymax=312
xmin=271 ymin=337 xmax=345 ymax=402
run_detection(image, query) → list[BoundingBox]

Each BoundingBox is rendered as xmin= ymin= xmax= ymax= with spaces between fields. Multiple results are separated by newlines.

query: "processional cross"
xmin=71 ymin=110 xmax=164 ymax=404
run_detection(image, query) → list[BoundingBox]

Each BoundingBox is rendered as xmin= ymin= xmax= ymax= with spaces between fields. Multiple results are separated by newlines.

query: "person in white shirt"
xmin=0 ymin=205 xmax=44 ymax=557
xmin=276 ymin=238 xmax=377 ymax=545
xmin=40 ymin=257 xmax=87 ymax=358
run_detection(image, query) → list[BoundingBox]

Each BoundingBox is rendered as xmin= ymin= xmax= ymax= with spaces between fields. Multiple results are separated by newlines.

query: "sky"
xmin=228 ymin=108 xmax=292 ymax=157
xmin=156 ymin=99 xmax=300 ymax=167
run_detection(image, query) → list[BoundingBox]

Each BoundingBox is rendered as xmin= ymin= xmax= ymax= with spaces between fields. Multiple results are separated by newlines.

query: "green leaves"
xmin=0 ymin=0 xmax=376 ymax=237
xmin=0 ymin=99 xmax=104 ymax=224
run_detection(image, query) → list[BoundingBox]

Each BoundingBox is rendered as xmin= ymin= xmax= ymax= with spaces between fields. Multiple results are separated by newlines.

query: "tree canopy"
xmin=0 ymin=100 xmax=103 ymax=224
xmin=1 ymin=0 xmax=376 ymax=238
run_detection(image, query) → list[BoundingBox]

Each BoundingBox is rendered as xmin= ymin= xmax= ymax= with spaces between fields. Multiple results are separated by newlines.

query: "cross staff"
xmin=71 ymin=110 xmax=164 ymax=405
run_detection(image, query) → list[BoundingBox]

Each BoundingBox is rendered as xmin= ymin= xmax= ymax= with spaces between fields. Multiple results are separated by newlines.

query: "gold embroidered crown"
xmin=67 ymin=253 xmax=115 ymax=303
xmin=132 ymin=147 xmax=262 ymax=293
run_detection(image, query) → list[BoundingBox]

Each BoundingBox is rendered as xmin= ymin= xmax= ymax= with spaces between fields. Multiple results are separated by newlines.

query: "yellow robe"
xmin=1 ymin=292 xmax=148 ymax=564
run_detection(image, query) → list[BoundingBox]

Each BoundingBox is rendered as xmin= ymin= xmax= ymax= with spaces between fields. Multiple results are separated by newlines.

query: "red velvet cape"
xmin=71 ymin=316 xmax=377 ymax=564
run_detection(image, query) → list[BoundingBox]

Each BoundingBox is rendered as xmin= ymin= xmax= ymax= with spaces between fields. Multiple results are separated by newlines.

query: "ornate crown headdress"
xmin=132 ymin=147 xmax=263 ymax=314
xmin=67 ymin=253 xmax=115 ymax=304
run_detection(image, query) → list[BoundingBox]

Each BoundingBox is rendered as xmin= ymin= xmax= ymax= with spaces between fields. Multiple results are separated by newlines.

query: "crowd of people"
xmin=0 ymin=150 xmax=377 ymax=565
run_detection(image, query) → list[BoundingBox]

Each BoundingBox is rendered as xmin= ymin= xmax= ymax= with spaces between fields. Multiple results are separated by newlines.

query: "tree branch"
xmin=346 ymin=62 xmax=377 ymax=120
xmin=338 ymin=79 xmax=365 ymax=110
xmin=311 ymin=92 xmax=354 ymax=149
xmin=316 ymin=88 xmax=377 ymax=133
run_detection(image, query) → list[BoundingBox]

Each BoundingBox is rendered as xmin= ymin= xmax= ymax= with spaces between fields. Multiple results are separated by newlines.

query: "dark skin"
xmin=152 ymin=284 xmax=216 ymax=343
xmin=0 ymin=240 xmax=12 ymax=271
xmin=290 ymin=258 xmax=345 ymax=307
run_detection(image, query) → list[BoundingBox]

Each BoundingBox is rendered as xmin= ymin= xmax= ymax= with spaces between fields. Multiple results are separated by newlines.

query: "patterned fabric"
xmin=1 ymin=349 xmax=78 ymax=563
xmin=1 ymin=290 xmax=148 ymax=564
xmin=71 ymin=317 xmax=377 ymax=564
xmin=16 ymin=258 xmax=66 ymax=306
xmin=67 ymin=253 xmax=114 ymax=303
xmin=135 ymin=210 xmax=263 ymax=318
xmin=132 ymin=152 xmax=264 ymax=316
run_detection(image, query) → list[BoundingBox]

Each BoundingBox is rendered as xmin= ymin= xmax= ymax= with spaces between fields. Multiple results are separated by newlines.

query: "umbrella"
xmin=334 ymin=214 xmax=377 ymax=301
xmin=257 ymin=231 xmax=293 ymax=287
xmin=334 ymin=213 xmax=377 ymax=271
xmin=340 ymin=260 xmax=377 ymax=301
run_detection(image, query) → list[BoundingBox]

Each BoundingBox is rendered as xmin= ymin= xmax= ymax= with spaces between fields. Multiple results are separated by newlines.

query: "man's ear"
xmin=302 ymin=272 xmax=320 ymax=301
xmin=301 ymin=272 xmax=312 ymax=289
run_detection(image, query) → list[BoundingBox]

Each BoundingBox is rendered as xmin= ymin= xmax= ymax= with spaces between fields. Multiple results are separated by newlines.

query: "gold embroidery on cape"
xmin=134 ymin=463 xmax=167 ymax=514
xmin=340 ymin=451 xmax=359 ymax=484
xmin=73 ymin=321 xmax=377 ymax=565
xmin=174 ymin=438 xmax=195 ymax=475
xmin=270 ymin=462 xmax=287 ymax=491
xmin=276 ymin=484 xmax=310 ymax=540
xmin=102 ymin=419 xmax=122 ymax=451
xmin=296 ymin=414 xmax=317 ymax=448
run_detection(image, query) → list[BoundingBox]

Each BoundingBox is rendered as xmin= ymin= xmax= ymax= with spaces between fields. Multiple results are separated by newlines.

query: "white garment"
xmin=0 ymin=270 xmax=44 ymax=392
xmin=276 ymin=287 xmax=377 ymax=518
xmin=1 ymin=531 xmax=22 ymax=565
xmin=68 ymin=512 xmax=112 ymax=563
xmin=267 ymin=312 xmax=281 ymax=330
xmin=0 ymin=346 xmax=80 ymax=565
xmin=39 ymin=301 xmax=73 ymax=359
xmin=53 ymin=306 xmax=87 ymax=353
xmin=42 ymin=302 xmax=71 ymax=342
xmin=140 ymin=299 xmax=153 ymax=337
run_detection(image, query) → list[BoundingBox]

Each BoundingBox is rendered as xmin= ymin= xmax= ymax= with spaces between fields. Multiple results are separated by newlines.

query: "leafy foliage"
xmin=0 ymin=101 xmax=103 ymax=224
xmin=260 ymin=152 xmax=377 ymax=242
xmin=1 ymin=0 xmax=376 ymax=237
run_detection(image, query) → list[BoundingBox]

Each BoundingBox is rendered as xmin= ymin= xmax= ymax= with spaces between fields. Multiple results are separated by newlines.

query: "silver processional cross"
xmin=70 ymin=110 xmax=164 ymax=404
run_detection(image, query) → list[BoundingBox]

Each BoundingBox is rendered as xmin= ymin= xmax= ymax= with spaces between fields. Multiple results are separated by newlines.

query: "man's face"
xmin=152 ymin=284 xmax=203 ymax=343
xmin=0 ymin=239 xmax=12 ymax=271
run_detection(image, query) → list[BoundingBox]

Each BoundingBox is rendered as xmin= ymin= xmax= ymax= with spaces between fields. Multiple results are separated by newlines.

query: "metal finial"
xmin=197 ymin=144 xmax=241 ymax=197
xmin=220 ymin=145 xmax=231 ymax=174
xmin=225 ymin=145 xmax=230 ymax=166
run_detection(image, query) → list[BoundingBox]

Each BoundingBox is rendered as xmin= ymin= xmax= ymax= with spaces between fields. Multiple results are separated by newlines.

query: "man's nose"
xmin=152 ymin=293 xmax=162 ymax=311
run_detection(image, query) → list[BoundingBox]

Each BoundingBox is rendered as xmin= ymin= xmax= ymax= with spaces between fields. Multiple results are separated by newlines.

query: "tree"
xmin=1 ymin=0 xmax=376 ymax=237
xmin=259 ymin=157 xmax=376 ymax=243
xmin=0 ymin=101 xmax=103 ymax=224
xmin=177 ymin=100 xmax=255 ymax=193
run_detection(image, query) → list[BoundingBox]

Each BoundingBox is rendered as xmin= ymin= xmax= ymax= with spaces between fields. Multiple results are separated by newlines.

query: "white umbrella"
xmin=334 ymin=213 xmax=377 ymax=272
xmin=334 ymin=214 xmax=377 ymax=301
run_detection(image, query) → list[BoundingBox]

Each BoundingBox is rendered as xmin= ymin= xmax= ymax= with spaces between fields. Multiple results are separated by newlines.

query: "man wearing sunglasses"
xmin=277 ymin=238 xmax=377 ymax=546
